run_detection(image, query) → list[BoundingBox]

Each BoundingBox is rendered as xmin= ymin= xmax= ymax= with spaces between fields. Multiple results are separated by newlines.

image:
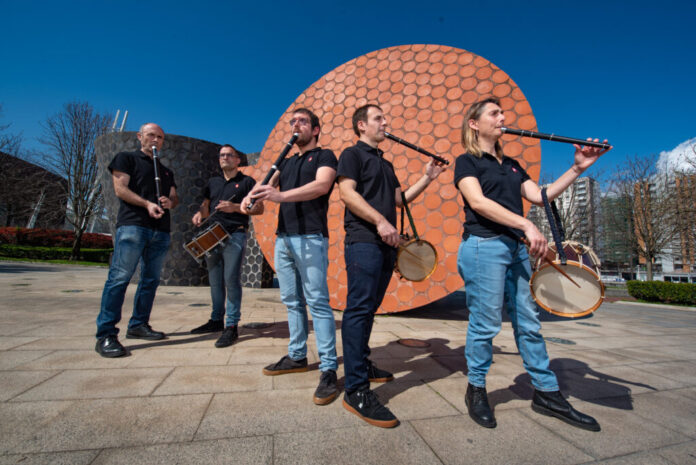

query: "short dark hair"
xmin=352 ymin=104 xmax=382 ymax=136
xmin=293 ymin=108 xmax=320 ymax=142
xmin=220 ymin=144 xmax=236 ymax=153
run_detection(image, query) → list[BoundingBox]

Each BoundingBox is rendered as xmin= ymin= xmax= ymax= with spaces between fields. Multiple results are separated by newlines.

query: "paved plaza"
xmin=0 ymin=261 xmax=695 ymax=464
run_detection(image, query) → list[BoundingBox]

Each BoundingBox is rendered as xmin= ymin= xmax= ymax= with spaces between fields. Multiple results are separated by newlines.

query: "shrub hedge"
xmin=0 ymin=227 xmax=113 ymax=248
xmin=626 ymin=280 xmax=696 ymax=306
xmin=0 ymin=244 xmax=112 ymax=263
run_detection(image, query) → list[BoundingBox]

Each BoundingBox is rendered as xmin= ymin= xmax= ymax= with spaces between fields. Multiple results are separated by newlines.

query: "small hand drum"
xmin=396 ymin=238 xmax=438 ymax=282
xmin=184 ymin=222 xmax=229 ymax=261
xmin=530 ymin=241 xmax=604 ymax=318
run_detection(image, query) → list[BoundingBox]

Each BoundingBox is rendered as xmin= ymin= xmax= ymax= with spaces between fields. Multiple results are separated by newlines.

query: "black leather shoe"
xmin=343 ymin=387 xmax=398 ymax=428
xmin=465 ymin=383 xmax=496 ymax=428
xmin=313 ymin=369 xmax=338 ymax=405
xmin=532 ymin=390 xmax=600 ymax=432
xmin=126 ymin=324 xmax=166 ymax=340
xmin=215 ymin=325 xmax=238 ymax=348
xmin=95 ymin=335 xmax=127 ymax=358
xmin=191 ymin=319 xmax=224 ymax=334
xmin=366 ymin=359 xmax=394 ymax=383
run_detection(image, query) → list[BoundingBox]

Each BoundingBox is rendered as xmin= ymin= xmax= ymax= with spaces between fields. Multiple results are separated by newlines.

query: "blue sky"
xmin=1 ymin=0 xmax=694 ymax=179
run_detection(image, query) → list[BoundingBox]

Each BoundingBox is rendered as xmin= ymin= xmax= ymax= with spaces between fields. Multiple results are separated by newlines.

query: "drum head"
xmin=396 ymin=240 xmax=438 ymax=282
xmin=530 ymin=262 xmax=604 ymax=318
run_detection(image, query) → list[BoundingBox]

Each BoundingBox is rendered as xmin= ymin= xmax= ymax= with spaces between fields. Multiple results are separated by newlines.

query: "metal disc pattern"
xmin=249 ymin=44 xmax=540 ymax=313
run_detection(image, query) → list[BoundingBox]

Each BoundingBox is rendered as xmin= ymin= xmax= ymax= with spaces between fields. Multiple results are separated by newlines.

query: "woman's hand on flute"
xmin=425 ymin=159 xmax=447 ymax=180
xmin=572 ymin=138 xmax=611 ymax=173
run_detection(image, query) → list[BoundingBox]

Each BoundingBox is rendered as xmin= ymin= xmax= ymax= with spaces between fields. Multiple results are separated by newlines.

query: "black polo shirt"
xmin=277 ymin=147 xmax=337 ymax=237
xmin=108 ymin=150 xmax=177 ymax=232
xmin=337 ymin=140 xmax=401 ymax=244
xmin=204 ymin=172 xmax=256 ymax=233
xmin=454 ymin=152 xmax=530 ymax=239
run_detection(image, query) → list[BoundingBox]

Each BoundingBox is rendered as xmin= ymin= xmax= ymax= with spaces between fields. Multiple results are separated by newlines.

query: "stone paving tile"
xmin=670 ymin=386 xmax=696 ymax=402
xmin=372 ymin=379 xmax=460 ymax=420
xmin=10 ymin=336 xmax=107 ymax=351
xmin=635 ymin=360 xmax=696 ymax=385
xmin=270 ymin=367 xmax=331 ymax=390
xmin=13 ymin=367 xmax=172 ymax=401
xmin=90 ymin=436 xmax=273 ymax=465
xmin=653 ymin=440 xmax=696 ymax=464
xmin=0 ymin=336 xmax=40 ymax=350
xmin=545 ymin=348 xmax=640 ymax=368
xmin=195 ymin=389 xmax=357 ymax=439
xmin=16 ymin=350 xmax=135 ymax=370
xmin=273 ymin=422 xmax=443 ymax=465
xmin=0 ymin=370 xmax=59 ymax=401
xmin=153 ymin=365 xmax=272 ymax=396
xmin=0 ymin=450 xmax=100 ymax=465
xmin=226 ymin=345 xmax=291 ymax=365
xmin=125 ymin=348 xmax=231 ymax=368
xmin=630 ymin=391 xmax=696 ymax=438
xmin=612 ymin=346 xmax=696 ymax=363
xmin=0 ymin=395 xmax=211 ymax=454
xmin=518 ymin=399 xmax=690 ymax=460
xmin=0 ymin=350 xmax=53 ymax=370
xmin=589 ymin=450 xmax=676 ymax=464
xmin=411 ymin=410 xmax=594 ymax=464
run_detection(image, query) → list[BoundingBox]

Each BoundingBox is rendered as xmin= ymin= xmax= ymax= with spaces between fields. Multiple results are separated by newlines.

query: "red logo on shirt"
xmin=235 ymin=184 xmax=239 ymax=188
xmin=511 ymin=167 xmax=517 ymax=173
xmin=308 ymin=157 xmax=313 ymax=162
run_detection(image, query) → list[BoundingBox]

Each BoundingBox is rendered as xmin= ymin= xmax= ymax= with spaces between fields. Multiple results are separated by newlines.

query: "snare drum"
xmin=184 ymin=222 xmax=229 ymax=261
xmin=530 ymin=241 xmax=604 ymax=318
xmin=395 ymin=239 xmax=438 ymax=282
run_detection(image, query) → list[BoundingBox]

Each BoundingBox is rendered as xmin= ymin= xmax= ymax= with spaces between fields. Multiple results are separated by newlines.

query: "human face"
xmin=219 ymin=147 xmax=240 ymax=170
xmin=290 ymin=112 xmax=318 ymax=147
xmin=137 ymin=124 xmax=165 ymax=155
xmin=469 ymin=103 xmax=505 ymax=140
xmin=359 ymin=106 xmax=387 ymax=145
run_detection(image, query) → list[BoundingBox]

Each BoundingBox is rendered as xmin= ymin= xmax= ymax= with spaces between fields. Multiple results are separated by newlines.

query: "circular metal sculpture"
xmin=249 ymin=44 xmax=541 ymax=313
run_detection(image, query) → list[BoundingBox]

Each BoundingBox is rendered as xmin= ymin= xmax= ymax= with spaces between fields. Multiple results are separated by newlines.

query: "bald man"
xmin=96 ymin=123 xmax=179 ymax=357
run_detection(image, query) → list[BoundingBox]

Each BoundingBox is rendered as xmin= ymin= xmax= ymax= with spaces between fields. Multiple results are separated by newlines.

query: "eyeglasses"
xmin=219 ymin=153 xmax=238 ymax=158
xmin=289 ymin=117 xmax=311 ymax=127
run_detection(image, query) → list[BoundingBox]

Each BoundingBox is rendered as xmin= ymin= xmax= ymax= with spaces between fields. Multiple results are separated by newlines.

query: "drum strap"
xmin=400 ymin=192 xmax=420 ymax=240
xmin=541 ymin=187 xmax=567 ymax=264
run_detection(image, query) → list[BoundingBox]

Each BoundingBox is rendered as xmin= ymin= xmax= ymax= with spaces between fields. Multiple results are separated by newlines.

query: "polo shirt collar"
xmin=357 ymin=140 xmax=384 ymax=158
xmin=295 ymin=146 xmax=321 ymax=158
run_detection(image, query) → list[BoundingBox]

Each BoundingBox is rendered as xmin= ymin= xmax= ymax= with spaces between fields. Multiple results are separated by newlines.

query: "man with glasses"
xmin=243 ymin=108 xmax=339 ymax=405
xmin=96 ymin=123 xmax=178 ymax=357
xmin=189 ymin=144 xmax=263 ymax=348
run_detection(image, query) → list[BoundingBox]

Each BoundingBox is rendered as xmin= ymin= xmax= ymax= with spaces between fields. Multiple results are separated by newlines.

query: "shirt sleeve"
xmin=510 ymin=158 xmax=531 ymax=183
xmin=108 ymin=152 xmax=134 ymax=175
xmin=453 ymin=154 xmax=478 ymax=186
xmin=336 ymin=148 xmax=360 ymax=181
xmin=317 ymin=149 xmax=338 ymax=170
xmin=386 ymin=161 xmax=401 ymax=190
xmin=203 ymin=180 xmax=212 ymax=200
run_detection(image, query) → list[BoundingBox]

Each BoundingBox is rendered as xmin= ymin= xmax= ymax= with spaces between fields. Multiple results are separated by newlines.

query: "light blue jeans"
xmin=205 ymin=231 xmax=246 ymax=327
xmin=458 ymin=234 xmax=559 ymax=392
xmin=96 ymin=225 xmax=171 ymax=339
xmin=275 ymin=234 xmax=337 ymax=372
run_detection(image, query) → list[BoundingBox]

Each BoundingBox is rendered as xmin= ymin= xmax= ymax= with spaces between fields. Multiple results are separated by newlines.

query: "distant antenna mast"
xmin=111 ymin=109 xmax=129 ymax=132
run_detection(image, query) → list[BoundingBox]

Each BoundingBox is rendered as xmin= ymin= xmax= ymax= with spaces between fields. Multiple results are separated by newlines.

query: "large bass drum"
xmin=530 ymin=241 xmax=604 ymax=318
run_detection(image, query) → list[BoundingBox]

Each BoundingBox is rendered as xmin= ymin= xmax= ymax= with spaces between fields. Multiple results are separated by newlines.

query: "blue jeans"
xmin=458 ymin=234 xmax=558 ymax=391
xmin=96 ymin=225 xmax=171 ymax=339
xmin=342 ymin=242 xmax=397 ymax=392
xmin=275 ymin=234 xmax=337 ymax=372
xmin=205 ymin=231 xmax=246 ymax=327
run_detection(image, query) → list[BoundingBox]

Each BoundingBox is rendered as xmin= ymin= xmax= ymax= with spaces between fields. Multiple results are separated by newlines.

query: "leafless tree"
xmin=39 ymin=102 xmax=112 ymax=259
xmin=608 ymin=153 xmax=681 ymax=281
xmin=0 ymin=104 xmax=22 ymax=156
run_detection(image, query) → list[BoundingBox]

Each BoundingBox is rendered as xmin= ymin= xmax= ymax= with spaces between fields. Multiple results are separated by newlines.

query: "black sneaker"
xmin=125 ymin=324 xmax=166 ymax=340
xmin=95 ymin=335 xmax=127 ymax=358
xmin=262 ymin=355 xmax=309 ymax=375
xmin=313 ymin=370 xmax=338 ymax=405
xmin=215 ymin=325 xmax=238 ymax=348
xmin=343 ymin=387 xmax=399 ymax=428
xmin=367 ymin=359 xmax=394 ymax=383
xmin=191 ymin=319 xmax=224 ymax=334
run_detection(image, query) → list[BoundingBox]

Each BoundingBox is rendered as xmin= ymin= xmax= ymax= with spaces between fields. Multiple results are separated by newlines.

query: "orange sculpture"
xmin=248 ymin=44 xmax=540 ymax=313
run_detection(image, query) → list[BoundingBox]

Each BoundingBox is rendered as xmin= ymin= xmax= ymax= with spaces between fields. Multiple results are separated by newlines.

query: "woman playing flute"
xmin=454 ymin=97 xmax=610 ymax=430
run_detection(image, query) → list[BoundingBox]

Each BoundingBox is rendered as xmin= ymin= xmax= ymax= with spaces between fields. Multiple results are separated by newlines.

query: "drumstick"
xmin=521 ymin=238 xmax=581 ymax=288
